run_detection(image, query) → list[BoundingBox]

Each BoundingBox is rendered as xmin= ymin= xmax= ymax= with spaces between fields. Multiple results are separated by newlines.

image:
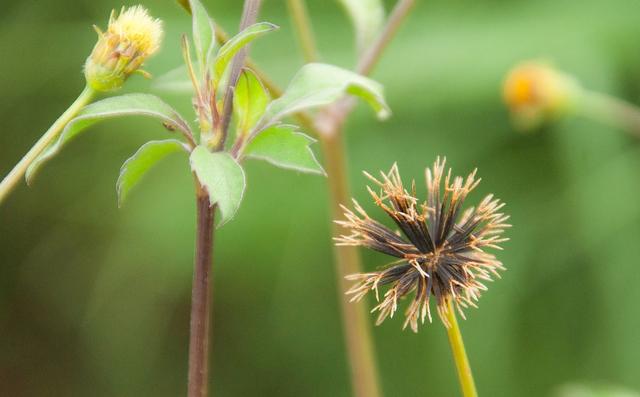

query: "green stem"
xmin=445 ymin=301 xmax=478 ymax=397
xmin=578 ymin=90 xmax=640 ymax=138
xmin=286 ymin=0 xmax=319 ymax=62
xmin=0 ymin=85 xmax=95 ymax=205
xmin=310 ymin=2 xmax=417 ymax=396
xmin=356 ymin=0 xmax=416 ymax=75
xmin=320 ymin=130 xmax=382 ymax=397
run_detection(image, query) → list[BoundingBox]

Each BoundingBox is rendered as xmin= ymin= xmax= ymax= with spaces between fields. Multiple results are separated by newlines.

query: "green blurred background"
xmin=2 ymin=0 xmax=640 ymax=396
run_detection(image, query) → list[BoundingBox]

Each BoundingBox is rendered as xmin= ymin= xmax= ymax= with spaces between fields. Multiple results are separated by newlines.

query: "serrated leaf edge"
xmin=245 ymin=125 xmax=326 ymax=175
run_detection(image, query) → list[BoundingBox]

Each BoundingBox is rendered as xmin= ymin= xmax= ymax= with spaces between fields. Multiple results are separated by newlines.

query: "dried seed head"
xmin=502 ymin=61 xmax=580 ymax=131
xmin=84 ymin=6 xmax=163 ymax=92
xmin=336 ymin=158 xmax=510 ymax=331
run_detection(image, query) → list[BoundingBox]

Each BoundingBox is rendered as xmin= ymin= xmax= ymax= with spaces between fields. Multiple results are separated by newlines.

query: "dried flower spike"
xmin=84 ymin=5 xmax=163 ymax=92
xmin=335 ymin=158 xmax=510 ymax=331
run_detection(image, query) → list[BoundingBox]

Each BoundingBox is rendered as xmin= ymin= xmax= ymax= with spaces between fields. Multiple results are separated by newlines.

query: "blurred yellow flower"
xmin=84 ymin=5 xmax=163 ymax=92
xmin=502 ymin=61 xmax=579 ymax=130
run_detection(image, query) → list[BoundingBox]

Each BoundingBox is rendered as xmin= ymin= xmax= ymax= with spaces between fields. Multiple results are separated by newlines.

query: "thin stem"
xmin=320 ymin=131 xmax=382 ymax=397
xmin=311 ymin=2 xmax=416 ymax=396
xmin=219 ymin=0 xmax=263 ymax=147
xmin=187 ymin=3 xmax=415 ymax=397
xmin=286 ymin=0 xmax=320 ymax=62
xmin=188 ymin=187 xmax=216 ymax=397
xmin=316 ymin=0 xmax=417 ymax=137
xmin=187 ymin=3 xmax=260 ymax=395
xmin=356 ymin=0 xmax=416 ymax=76
xmin=176 ymin=4 xmax=272 ymax=95
xmin=578 ymin=90 xmax=640 ymax=138
xmin=0 ymin=85 xmax=95 ymax=205
xmin=445 ymin=301 xmax=478 ymax=397
xmin=213 ymin=27 xmax=318 ymax=136
xmin=216 ymin=27 xmax=281 ymax=97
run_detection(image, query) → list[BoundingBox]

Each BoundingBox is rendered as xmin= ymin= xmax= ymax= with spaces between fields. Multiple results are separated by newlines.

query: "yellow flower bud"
xmin=84 ymin=6 xmax=163 ymax=92
xmin=502 ymin=61 xmax=580 ymax=131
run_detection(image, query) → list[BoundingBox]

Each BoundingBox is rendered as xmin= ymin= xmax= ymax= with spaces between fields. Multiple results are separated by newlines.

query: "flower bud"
xmin=84 ymin=6 xmax=163 ymax=92
xmin=503 ymin=61 xmax=580 ymax=131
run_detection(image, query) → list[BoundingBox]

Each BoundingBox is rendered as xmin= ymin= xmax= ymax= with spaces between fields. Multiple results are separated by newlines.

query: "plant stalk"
xmin=0 ymin=85 xmax=95 ymax=205
xmin=445 ymin=301 xmax=478 ymax=397
xmin=187 ymin=2 xmax=260 ymax=395
xmin=219 ymin=0 xmax=263 ymax=146
xmin=176 ymin=1 xmax=269 ymax=95
xmin=188 ymin=188 xmax=216 ymax=397
xmin=356 ymin=0 xmax=416 ymax=76
xmin=286 ymin=0 xmax=319 ymax=62
xmin=320 ymin=130 xmax=382 ymax=397
xmin=310 ymin=2 xmax=417 ymax=396
xmin=579 ymin=90 xmax=640 ymax=138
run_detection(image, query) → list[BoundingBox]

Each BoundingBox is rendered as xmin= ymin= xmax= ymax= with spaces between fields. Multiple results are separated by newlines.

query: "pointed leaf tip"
xmin=117 ymin=139 xmax=188 ymax=207
xmin=189 ymin=0 xmax=216 ymax=70
xmin=261 ymin=63 xmax=391 ymax=127
xmin=244 ymin=124 xmax=325 ymax=175
xmin=214 ymin=22 xmax=279 ymax=83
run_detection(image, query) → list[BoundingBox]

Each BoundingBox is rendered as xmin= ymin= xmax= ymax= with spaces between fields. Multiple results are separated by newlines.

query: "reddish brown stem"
xmin=219 ymin=0 xmax=263 ymax=147
xmin=188 ymin=190 xmax=216 ymax=397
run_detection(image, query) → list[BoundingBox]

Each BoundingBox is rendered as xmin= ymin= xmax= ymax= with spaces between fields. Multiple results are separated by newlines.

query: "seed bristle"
xmin=337 ymin=161 xmax=509 ymax=330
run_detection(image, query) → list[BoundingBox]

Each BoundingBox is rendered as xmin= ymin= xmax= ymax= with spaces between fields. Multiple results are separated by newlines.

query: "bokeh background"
xmin=2 ymin=0 xmax=640 ymax=396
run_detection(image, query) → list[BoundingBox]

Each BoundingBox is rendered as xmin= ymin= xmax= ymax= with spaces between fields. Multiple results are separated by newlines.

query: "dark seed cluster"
xmin=335 ymin=158 xmax=510 ymax=331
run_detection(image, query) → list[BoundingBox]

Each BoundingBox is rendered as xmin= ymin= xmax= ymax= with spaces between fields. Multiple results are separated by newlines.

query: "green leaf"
xmin=213 ymin=22 xmax=278 ymax=83
xmin=244 ymin=124 xmax=325 ymax=175
xmin=261 ymin=63 xmax=391 ymax=127
xmin=338 ymin=0 xmax=385 ymax=55
xmin=190 ymin=146 xmax=246 ymax=225
xmin=153 ymin=65 xmax=193 ymax=93
xmin=26 ymin=94 xmax=192 ymax=183
xmin=189 ymin=0 xmax=216 ymax=70
xmin=117 ymin=139 xmax=188 ymax=207
xmin=234 ymin=68 xmax=270 ymax=136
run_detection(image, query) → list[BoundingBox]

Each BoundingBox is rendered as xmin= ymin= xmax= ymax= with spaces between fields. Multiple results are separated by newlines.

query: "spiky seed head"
xmin=84 ymin=5 xmax=163 ymax=92
xmin=335 ymin=158 xmax=510 ymax=331
xmin=502 ymin=61 xmax=580 ymax=131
